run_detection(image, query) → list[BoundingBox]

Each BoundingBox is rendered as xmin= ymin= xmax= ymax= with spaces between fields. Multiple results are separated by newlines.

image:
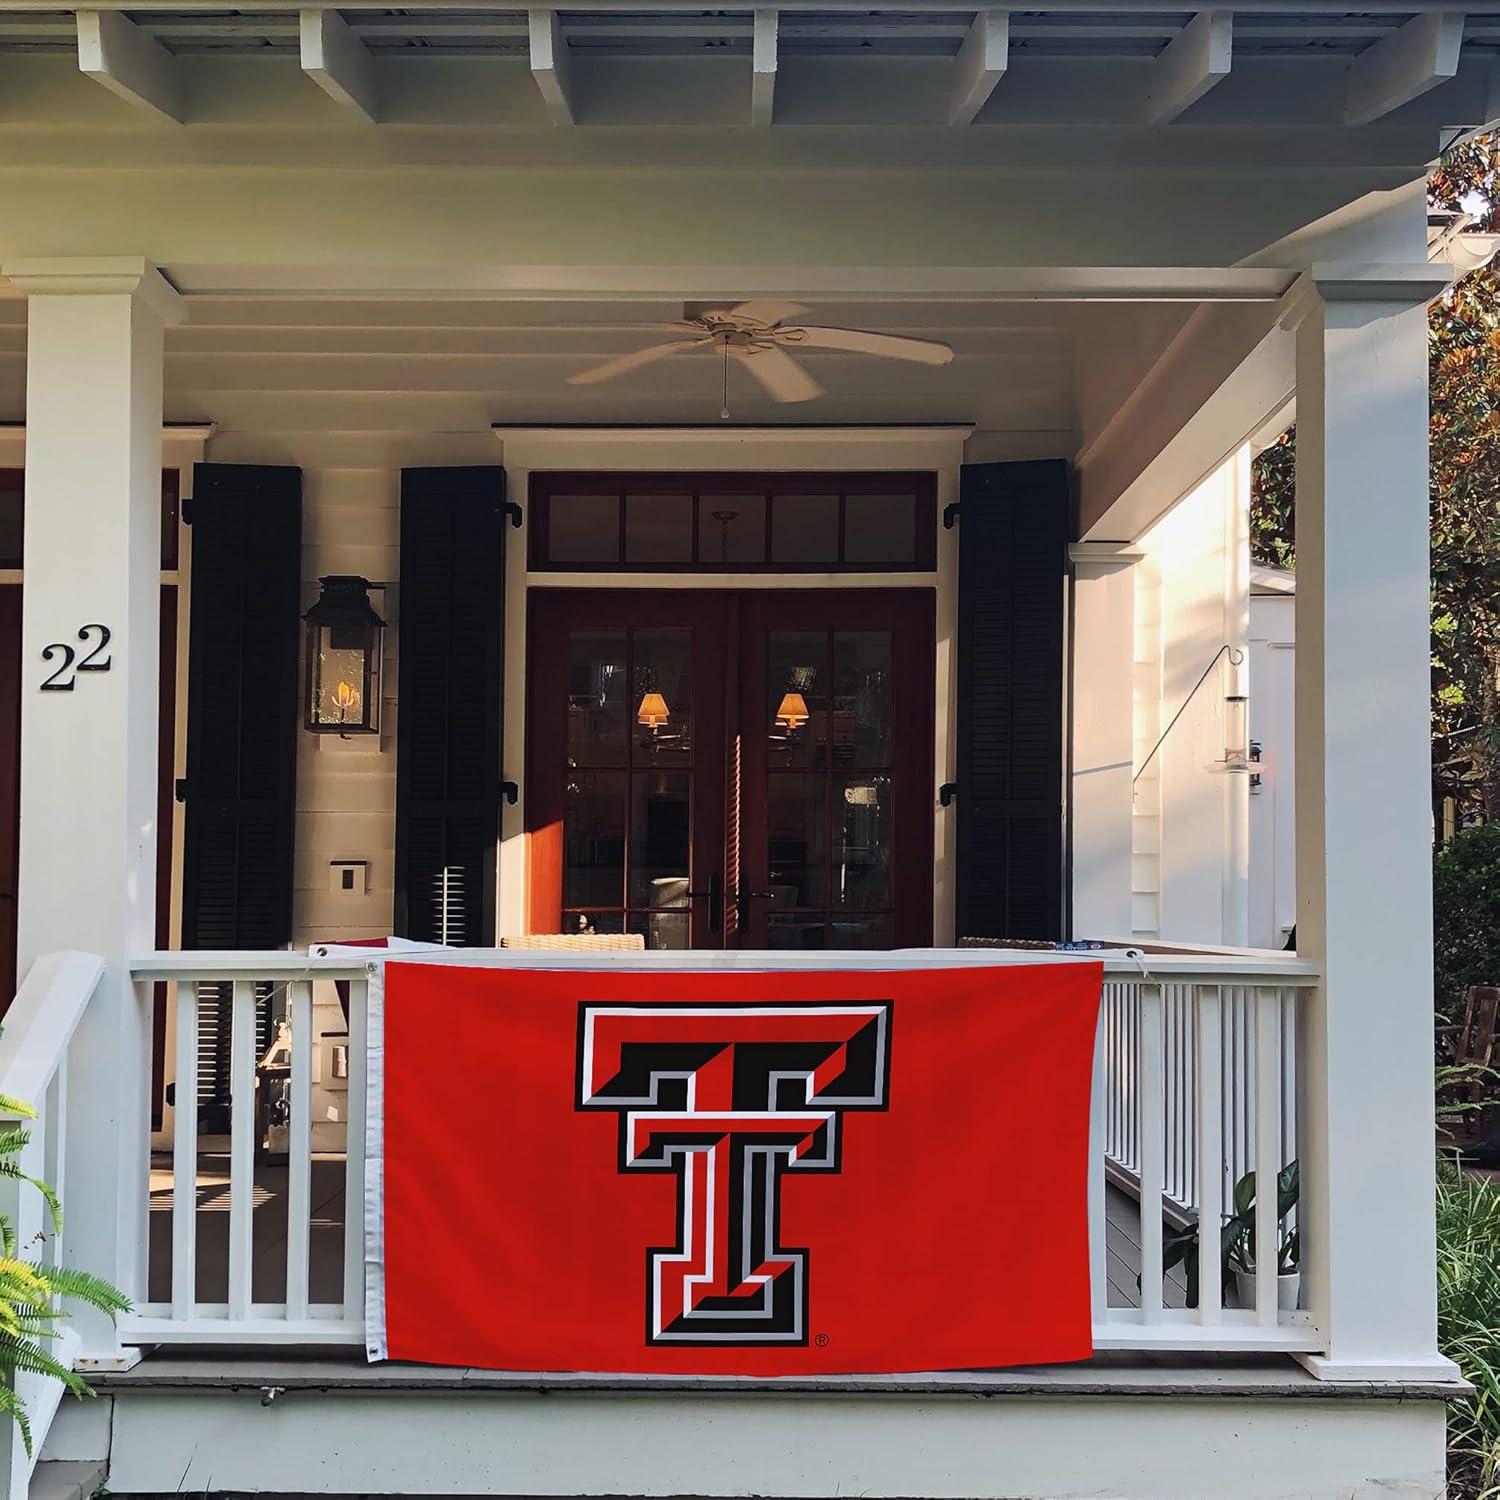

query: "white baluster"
xmin=227 ymin=980 xmax=257 ymax=1322
xmin=343 ymin=978 xmax=367 ymax=1325
xmin=1195 ymin=984 xmax=1223 ymax=1323
xmin=286 ymin=981 xmax=313 ymax=1323
xmin=1138 ymin=982 xmax=1164 ymax=1320
xmin=1254 ymin=985 xmax=1282 ymax=1326
xmin=171 ymin=982 xmax=199 ymax=1320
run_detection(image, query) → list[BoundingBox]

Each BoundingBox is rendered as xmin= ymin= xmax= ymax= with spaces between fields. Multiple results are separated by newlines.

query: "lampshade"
xmin=775 ymin=691 xmax=810 ymax=731
xmin=636 ymin=691 xmax=671 ymax=730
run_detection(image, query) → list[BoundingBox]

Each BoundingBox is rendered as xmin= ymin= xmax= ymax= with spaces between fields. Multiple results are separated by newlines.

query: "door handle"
xmin=736 ymin=881 xmax=777 ymax=923
xmin=685 ymin=871 xmax=723 ymax=934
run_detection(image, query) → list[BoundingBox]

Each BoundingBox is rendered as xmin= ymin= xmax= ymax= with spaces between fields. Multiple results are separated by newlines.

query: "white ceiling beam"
xmin=1345 ymin=11 xmax=1465 ymax=125
xmin=76 ymin=10 xmax=182 ymax=123
xmin=1145 ymin=11 xmax=1232 ymax=125
xmin=752 ymin=8 xmax=777 ymax=127
xmin=528 ymin=9 xmax=574 ymax=126
xmin=948 ymin=10 xmax=1007 ymax=127
xmin=299 ymin=10 xmax=377 ymax=122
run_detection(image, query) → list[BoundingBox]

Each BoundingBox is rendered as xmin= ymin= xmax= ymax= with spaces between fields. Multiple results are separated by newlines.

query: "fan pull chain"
xmin=720 ymin=340 xmax=731 ymax=421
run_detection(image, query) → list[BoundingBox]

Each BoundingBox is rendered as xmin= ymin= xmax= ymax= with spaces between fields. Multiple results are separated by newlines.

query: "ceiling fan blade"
xmin=734 ymin=344 xmax=823 ymax=404
xmin=567 ymin=338 xmax=705 ymax=386
xmin=786 ymin=326 xmax=954 ymax=366
xmin=726 ymin=300 xmax=811 ymax=328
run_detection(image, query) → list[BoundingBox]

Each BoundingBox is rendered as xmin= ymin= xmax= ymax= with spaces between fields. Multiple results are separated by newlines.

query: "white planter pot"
xmin=1233 ymin=1269 xmax=1300 ymax=1312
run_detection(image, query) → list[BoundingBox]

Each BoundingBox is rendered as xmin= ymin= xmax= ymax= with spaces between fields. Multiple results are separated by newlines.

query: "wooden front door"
xmin=0 ymin=586 xmax=19 ymax=1004
xmin=527 ymin=587 xmax=935 ymax=950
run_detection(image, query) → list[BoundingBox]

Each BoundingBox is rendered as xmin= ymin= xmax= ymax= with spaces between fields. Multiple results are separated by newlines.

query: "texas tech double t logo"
xmin=577 ymin=1002 xmax=892 ymax=1346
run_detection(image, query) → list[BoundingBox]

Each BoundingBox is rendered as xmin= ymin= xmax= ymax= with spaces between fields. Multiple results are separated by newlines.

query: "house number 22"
xmin=39 ymin=624 xmax=113 ymax=692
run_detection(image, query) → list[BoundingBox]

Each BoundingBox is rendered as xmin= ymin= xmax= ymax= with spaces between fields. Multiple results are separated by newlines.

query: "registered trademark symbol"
xmin=814 ymin=1333 xmax=830 ymax=1347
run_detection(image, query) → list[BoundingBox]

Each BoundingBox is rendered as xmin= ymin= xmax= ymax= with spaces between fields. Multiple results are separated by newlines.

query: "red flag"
xmin=378 ymin=961 xmax=1101 ymax=1375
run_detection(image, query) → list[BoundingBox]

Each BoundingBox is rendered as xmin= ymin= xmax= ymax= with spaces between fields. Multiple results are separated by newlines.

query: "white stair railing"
xmin=0 ymin=950 xmax=105 ymax=1500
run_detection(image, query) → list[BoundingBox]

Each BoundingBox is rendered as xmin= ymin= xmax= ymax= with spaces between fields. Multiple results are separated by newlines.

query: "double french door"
xmin=526 ymin=588 xmax=934 ymax=949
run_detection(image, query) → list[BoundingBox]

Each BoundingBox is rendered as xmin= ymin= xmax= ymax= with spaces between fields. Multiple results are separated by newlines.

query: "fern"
xmin=0 ymin=1096 xmax=128 ymax=1454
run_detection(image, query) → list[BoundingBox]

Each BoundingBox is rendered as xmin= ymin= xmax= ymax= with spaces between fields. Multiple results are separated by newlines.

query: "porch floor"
xmin=148 ymin=1154 xmax=1181 ymax=1312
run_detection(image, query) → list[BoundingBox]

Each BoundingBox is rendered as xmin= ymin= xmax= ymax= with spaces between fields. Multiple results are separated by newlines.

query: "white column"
xmin=4 ymin=257 xmax=183 ymax=1366
xmin=1291 ymin=265 xmax=1456 ymax=1380
xmin=1069 ymin=542 xmax=1141 ymax=939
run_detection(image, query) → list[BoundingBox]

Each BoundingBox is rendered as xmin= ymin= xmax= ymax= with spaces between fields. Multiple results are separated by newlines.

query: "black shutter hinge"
xmin=942 ymin=503 xmax=960 ymax=529
xmin=174 ymin=778 xmax=189 ymax=804
xmin=501 ymin=779 xmax=519 ymax=806
xmin=939 ymin=782 xmax=958 ymax=807
xmin=502 ymin=501 xmax=523 ymax=529
xmin=180 ymin=499 xmax=193 ymax=526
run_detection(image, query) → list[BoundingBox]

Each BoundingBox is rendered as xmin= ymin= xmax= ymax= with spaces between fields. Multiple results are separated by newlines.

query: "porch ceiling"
xmin=0 ymin=293 xmax=1109 ymax=457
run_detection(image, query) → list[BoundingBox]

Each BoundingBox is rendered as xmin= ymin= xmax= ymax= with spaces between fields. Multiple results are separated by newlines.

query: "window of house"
xmin=529 ymin=472 xmax=936 ymax=572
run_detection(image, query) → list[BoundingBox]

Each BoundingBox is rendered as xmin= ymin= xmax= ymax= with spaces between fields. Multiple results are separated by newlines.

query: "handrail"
xmin=0 ymin=951 xmax=105 ymax=1104
xmin=129 ymin=947 xmax=1320 ymax=984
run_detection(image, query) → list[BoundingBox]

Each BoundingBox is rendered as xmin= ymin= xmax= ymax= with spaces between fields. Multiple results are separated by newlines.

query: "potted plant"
xmin=1159 ymin=1160 xmax=1300 ymax=1310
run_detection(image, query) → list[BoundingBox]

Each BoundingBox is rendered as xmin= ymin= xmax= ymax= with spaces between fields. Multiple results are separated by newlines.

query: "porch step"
xmin=29 ymin=1460 xmax=104 ymax=1500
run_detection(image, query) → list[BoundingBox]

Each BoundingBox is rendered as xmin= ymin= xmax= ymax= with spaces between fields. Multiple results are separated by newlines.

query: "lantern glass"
xmin=304 ymin=576 xmax=385 ymax=736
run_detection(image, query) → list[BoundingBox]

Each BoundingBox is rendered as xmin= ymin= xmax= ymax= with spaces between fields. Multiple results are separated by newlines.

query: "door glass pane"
xmin=630 ymin=771 xmax=691 ymax=908
xmin=699 ymin=495 xmax=766 ymax=564
xmin=625 ymin=493 xmax=693 ymax=564
xmin=0 ymin=480 xmax=19 ymax=569
xmin=771 ymin=493 xmax=839 ymax=564
xmin=567 ymin=632 xmax=627 ymax=766
xmin=835 ymin=774 xmax=891 ymax=908
xmin=630 ymin=911 xmax=689 ymax=951
xmin=826 ymin=914 xmax=893 ymax=949
xmin=563 ymin=910 xmax=625 ymax=935
xmin=767 ymin=915 xmax=827 ymax=949
xmin=767 ymin=630 xmax=826 ymax=769
xmin=833 ymin=631 xmax=892 ymax=766
xmin=564 ymin=770 xmax=625 ymax=908
xmin=843 ymin=493 xmax=916 ymax=565
xmin=550 ymin=494 xmax=620 ymax=564
xmin=766 ymin=773 xmax=826 ymax=908
xmin=633 ymin=629 xmax=693 ymax=766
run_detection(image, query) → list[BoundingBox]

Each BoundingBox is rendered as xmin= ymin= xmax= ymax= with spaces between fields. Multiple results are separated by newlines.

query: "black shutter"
xmin=395 ymin=468 xmax=506 ymax=946
xmin=180 ymin=464 xmax=302 ymax=1124
xmin=955 ymin=460 xmax=1068 ymax=942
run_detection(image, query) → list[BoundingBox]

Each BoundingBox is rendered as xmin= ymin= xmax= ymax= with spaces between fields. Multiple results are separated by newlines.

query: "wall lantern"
xmin=775 ymin=691 xmax=811 ymax=732
xmin=304 ymin=575 xmax=386 ymax=737
xmin=636 ymin=691 xmax=671 ymax=732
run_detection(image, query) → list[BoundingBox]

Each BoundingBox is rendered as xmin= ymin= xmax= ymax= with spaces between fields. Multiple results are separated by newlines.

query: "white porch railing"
xmin=109 ymin=945 xmax=1322 ymax=1359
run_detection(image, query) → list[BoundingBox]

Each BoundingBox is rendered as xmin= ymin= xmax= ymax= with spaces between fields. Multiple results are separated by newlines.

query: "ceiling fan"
xmin=566 ymin=300 xmax=954 ymax=408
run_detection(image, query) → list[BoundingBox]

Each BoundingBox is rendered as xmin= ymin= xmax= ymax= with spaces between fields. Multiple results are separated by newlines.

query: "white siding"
xmin=1130 ymin=448 xmax=1251 ymax=945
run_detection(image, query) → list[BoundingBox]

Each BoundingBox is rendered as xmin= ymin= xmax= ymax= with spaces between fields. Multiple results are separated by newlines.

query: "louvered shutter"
xmin=955 ymin=460 xmax=1068 ymax=942
xmin=395 ymin=468 xmax=506 ymax=946
xmin=180 ymin=464 xmax=302 ymax=1123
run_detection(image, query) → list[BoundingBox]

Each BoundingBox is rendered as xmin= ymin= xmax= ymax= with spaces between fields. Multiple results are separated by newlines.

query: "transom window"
xmin=528 ymin=471 xmax=937 ymax=573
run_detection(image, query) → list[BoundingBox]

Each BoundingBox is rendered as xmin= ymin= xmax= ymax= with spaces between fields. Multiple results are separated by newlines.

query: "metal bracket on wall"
xmin=502 ymin=501 xmax=523 ymax=529
xmin=942 ymin=503 xmax=961 ymax=529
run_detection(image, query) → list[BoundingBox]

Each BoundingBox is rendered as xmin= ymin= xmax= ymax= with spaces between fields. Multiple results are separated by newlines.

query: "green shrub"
xmin=0 ymin=1094 xmax=128 ymax=1453
xmin=1439 ymin=1159 xmax=1500 ymax=1499
xmin=1435 ymin=824 xmax=1500 ymax=1028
